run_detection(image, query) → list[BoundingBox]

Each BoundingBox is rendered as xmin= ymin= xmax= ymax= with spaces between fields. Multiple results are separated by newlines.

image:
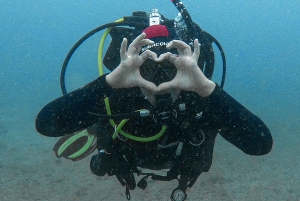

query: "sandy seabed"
xmin=0 ymin=116 xmax=299 ymax=201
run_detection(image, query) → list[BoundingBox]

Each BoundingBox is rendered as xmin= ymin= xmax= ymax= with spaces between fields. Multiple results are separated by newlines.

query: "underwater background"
xmin=0 ymin=0 xmax=299 ymax=200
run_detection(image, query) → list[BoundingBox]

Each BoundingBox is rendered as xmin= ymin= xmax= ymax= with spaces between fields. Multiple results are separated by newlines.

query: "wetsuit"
xmin=35 ymin=74 xmax=273 ymax=188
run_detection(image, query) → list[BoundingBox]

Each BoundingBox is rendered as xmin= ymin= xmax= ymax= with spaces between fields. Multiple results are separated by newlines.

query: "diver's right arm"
xmin=36 ymin=33 xmax=158 ymax=137
xmin=35 ymin=74 xmax=112 ymax=137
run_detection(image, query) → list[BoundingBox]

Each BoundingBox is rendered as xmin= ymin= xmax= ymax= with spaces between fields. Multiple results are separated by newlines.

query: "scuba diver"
xmin=35 ymin=1 xmax=273 ymax=200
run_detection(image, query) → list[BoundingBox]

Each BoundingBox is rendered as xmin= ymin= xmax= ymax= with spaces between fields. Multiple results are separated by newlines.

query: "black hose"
xmin=171 ymin=0 xmax=196 ymax=32
xmin=205 ymin=32 xmax=226 ymax=88
xmin=60 ymin=21 xmax=148 ymax=95
xmin=171 ymin=0 xmax=226 ymax=88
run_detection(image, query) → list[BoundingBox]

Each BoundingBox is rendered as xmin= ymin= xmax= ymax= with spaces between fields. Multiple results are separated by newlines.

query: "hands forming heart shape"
xmin=106 ymin=33 xmax=216 ymax=104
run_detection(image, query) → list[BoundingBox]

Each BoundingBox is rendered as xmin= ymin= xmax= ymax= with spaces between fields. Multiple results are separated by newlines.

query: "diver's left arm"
xmin=36 ymin=33 xmax=157 ymax=137
xmin=203 ymin=85 xmax=273 ymax=155
xmin=157 ymin=39 xmax=272 ymax=155
xmin=167 ymin=82 xmax=272 ymax=190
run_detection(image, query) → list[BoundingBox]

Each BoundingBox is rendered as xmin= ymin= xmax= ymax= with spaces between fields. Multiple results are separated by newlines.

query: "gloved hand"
xmin=167 ymin=156 xmax=202 ymax=190
xmin=178 ymin=159 xmax=201 ymax=189
xmin=90 ymin=151 xmax=119 ymax=176
xmin=90 ymin=151 xmax=137 ymax=191
xmin=115 ymin=155 xmax=137 ymax=190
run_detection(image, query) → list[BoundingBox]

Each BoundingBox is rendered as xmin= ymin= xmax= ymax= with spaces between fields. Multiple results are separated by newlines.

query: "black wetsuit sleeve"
xmin=204 ymin=84 xmax=273 ymax=155
xmin=35 ymin=74 xmax=112 ymax=137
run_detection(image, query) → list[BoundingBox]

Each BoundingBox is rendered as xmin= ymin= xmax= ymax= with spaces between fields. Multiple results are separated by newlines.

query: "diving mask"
xmin=140 ymin=59 xmax=177 ymax=86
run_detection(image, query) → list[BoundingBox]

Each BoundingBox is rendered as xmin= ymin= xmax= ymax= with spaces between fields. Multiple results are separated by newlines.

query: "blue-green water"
xmin=1 ymin=1 xmax=299 ymax=200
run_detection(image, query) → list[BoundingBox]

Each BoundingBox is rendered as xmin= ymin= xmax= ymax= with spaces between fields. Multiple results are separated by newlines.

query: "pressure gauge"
xmin=170 ymin=187 xmax=187 ymax=201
